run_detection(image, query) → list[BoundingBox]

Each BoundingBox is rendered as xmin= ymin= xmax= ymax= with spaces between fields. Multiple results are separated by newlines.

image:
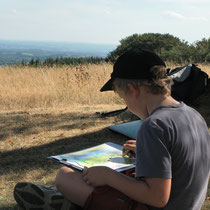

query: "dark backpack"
xmin=168 ymin=64 xmax=209 ymax=104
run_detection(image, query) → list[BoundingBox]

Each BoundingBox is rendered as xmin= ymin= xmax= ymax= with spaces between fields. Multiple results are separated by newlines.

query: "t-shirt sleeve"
xmin=135 ymin=120 xmax=172 ymax=178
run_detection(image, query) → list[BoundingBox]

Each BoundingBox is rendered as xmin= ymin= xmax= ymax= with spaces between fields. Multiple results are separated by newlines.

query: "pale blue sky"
xmin=0 ymin=0 xmax=210 ymax=44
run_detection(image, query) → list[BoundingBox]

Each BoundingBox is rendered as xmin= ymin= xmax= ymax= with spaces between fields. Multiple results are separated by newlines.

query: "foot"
xmin=14 ymin=182 xmax=81 ymax=210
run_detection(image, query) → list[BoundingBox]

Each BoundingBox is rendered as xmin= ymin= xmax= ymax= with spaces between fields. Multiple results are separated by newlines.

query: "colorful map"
xmin=49 ymin=142 xmax=136 ymax=171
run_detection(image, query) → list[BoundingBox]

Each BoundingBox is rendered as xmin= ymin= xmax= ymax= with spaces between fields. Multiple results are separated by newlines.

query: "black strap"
xmin=100 ymin=107 xmax=128 ymax=117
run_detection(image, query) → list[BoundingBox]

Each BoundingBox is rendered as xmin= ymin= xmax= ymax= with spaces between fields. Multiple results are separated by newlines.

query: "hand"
xmin=82 ymin=166 xmax=112 ymax=187
xmin=122 ymin=140 xmax=136 ymax=158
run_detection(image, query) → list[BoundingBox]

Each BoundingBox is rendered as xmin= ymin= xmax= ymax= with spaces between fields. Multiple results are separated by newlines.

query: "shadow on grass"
xmin=0 ymin=111 xmax=98 ymax=141
xmin=0 ymin=205 xmax=18 ymax=210
xmin=0 ymin=127 xmax=129 ymax=176
xmin=0 ymin=107 xmax=138 ymax=142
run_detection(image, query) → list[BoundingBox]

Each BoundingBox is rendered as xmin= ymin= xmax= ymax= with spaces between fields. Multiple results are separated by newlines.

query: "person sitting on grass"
xmin=14 ymin=48 xmax=210 ymax=210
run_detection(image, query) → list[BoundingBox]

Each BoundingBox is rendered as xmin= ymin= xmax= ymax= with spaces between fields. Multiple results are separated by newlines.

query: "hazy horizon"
xmin=0 ymin=39 xmax=117 ymax=65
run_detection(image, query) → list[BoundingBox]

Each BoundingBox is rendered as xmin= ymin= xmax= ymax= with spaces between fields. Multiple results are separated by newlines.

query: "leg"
xmin=55 ymin=166 xmax=94 ymax=207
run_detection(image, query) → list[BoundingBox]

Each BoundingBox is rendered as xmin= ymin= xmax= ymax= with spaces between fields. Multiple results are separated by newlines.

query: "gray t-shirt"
xmin=135 ymin=102 xmax=210 ymax=210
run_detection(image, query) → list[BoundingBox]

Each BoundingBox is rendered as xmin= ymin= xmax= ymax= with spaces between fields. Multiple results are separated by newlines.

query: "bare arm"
xmin=82 ymin=167 xmax=171 ymax=208
xmin=106 ymin=169 xmax=171 ymax=208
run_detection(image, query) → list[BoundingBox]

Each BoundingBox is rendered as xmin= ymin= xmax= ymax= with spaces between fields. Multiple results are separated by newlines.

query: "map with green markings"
xmin=48 ymin=142 xmax=136 ymax=172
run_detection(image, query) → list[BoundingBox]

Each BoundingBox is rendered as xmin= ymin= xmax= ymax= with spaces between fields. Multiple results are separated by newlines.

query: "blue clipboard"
xmin=108 ymin=120 xmax=143 ymax=139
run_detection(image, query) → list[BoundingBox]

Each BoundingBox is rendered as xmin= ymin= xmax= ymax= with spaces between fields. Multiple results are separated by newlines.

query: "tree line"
xmin=21 ymin=33 xmax=210 ymax=67
xmin=20 ymin=56 xmax=105 ymax=67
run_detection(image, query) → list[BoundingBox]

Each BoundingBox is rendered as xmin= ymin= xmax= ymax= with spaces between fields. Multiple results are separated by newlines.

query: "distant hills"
xmin=0 ymin=40 xmax=117 ymax=65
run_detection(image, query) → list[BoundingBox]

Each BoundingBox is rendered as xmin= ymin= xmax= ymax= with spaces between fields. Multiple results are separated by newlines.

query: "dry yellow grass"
xmin=0 ymin=63 xmax=121 ymax=110
xmin=0 ymin=63 xmax=209 ymax=110
xmin=0 ymin=63 xmax=209 ymax=209
xmin=199 ymin=64 xmax=210 ymax=75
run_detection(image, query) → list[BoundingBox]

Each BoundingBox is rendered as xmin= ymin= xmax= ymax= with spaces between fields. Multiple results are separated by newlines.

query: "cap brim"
xmin=100 ymin=78 xmax=114 ymax=92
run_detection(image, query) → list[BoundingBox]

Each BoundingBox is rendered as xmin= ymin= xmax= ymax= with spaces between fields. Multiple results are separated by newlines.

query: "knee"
xmin=55 ymin=166 xmax=73 ymax=190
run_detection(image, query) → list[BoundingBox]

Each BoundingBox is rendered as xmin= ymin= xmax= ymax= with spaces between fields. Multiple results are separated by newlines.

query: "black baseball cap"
xmin=100 ymin=48 xmax=166 ymax=92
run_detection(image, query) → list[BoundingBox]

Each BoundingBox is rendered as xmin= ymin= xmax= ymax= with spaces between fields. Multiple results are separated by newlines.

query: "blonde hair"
xmin=113 ymin=65 xmax=173 ymax=95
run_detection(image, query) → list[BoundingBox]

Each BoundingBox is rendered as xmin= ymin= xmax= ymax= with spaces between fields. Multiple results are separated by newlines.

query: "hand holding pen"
xmin=122 ymin=140 xmax=136 ymax=158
